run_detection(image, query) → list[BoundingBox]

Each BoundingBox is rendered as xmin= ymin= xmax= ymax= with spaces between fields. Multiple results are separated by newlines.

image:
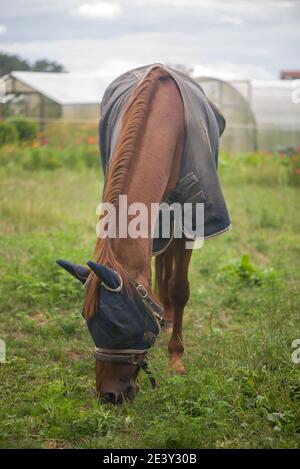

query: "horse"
xmin=57 ymin=64 xmax=230 ymax=404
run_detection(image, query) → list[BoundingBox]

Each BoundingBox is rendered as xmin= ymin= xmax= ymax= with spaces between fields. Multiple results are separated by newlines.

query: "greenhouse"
xmin=1 ymin=71 xmax=299 ymax=153
xmin=196 ymin=76 xmax=300 ymax=153
xmin=0 ymin=71 xmax=108 ymax=123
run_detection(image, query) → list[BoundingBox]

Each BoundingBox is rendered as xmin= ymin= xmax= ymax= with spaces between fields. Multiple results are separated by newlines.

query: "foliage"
xmin=219 ymin=149 xmax=300 ymax=187
xmin=220 ymin=253 xmax=277 ymax=286
xmin=8 ymin=119 xmax=38 ymax=142
xmin=0 ymin=52 xmax=30 ymax=76
xmin=277 ymin=145 xmax=300 ymax=186
xmin=0 ymin=121 xmax=18 ymax=146
xmin=0 ymin=51 xmax=65 ymax=76
xmin=0 ymin=143 xmax=100 ymax=170
xmin=30 ymin=59 xmax=66 ymax=73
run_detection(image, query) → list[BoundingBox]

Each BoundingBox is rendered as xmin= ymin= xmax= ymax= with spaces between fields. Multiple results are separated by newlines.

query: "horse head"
xmin=56 ymin=259 xmax=162 ymax=404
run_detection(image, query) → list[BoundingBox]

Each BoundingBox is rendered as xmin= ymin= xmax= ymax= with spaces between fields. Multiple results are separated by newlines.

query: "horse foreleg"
xmin=155 ymin=241 xmax=175 ymax=332
xmin=168 ymin=237 xmax=192 ymax=374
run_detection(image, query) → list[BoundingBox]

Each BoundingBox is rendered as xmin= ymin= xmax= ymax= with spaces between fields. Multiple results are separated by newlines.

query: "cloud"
xmin=0 ymin=24 xmax=7 ymax=34
xmin=75 ymin=2 xmax=122 ymax=19
xmin=192 ymin=62 xmax=273 ymax=81
xmin=1 ymin=0 xmax=299 ymax=81
xmin=217 ymin=15 xmax=243 ymax=26
xmin=1 ymin=32 xmax=276 ymax=80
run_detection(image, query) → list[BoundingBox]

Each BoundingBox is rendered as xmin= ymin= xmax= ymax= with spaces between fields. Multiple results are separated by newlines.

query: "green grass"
xmin=0 ymin=150 xmax=300 ymax=448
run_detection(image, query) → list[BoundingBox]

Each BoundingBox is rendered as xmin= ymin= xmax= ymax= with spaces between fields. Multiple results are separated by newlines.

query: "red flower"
xmin=87 ymin=136 xmax=96 ymax=145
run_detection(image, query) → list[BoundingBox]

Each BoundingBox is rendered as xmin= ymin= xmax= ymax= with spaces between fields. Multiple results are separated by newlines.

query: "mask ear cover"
xmin=86 ymin=260 xmax=122 ymax=291
xmin=56 ymin=259 xmax=89 ymax=284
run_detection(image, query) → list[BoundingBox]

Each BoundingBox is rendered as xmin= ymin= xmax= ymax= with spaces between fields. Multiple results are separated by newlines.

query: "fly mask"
xmin=56 ymin=259 xmax=164 ymax=388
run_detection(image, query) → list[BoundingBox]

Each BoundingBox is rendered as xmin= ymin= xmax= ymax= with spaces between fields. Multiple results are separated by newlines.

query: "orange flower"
xmin=87 ymin=136 xmax=97 ymax=145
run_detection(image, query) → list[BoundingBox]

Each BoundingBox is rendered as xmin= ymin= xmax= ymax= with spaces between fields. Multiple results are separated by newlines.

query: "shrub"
xmin=220 ymin=253 xmax=277 ymax=286
xmin=0 ymin=143 xmax=100 ymax=171
xmin=0 ymin=121 xmax=18 ymax=146
xmin=9 ymin=118 xmax=38 ymax=142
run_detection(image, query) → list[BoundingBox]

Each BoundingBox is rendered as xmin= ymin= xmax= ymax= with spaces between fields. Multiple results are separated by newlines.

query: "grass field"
xmin=0 ymin=147 xmax=299 ymax=448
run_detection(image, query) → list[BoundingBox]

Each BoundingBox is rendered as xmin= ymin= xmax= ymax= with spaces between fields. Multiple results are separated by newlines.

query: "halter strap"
xmin=132 ymin=281 xmax=165 ymax=328
xmin=94 ymin=347 xmax=157 ymax=389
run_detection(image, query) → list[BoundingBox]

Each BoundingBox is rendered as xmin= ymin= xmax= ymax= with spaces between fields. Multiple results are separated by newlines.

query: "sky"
xmin=0 ymin=0 xmax=299 ymax=81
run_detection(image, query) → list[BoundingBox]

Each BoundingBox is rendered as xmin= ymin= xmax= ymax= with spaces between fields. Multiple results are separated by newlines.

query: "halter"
xmin=94 ymin=278 xmax=165 ymax=389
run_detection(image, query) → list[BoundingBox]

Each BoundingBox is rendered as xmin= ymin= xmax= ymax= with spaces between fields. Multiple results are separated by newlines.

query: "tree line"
xmin=0 ymin=52 xmax=66 ymax=77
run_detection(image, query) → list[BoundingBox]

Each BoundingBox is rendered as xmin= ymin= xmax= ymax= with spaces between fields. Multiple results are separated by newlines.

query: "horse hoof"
xmin=168 ymin=358 xmax=186 ymax=374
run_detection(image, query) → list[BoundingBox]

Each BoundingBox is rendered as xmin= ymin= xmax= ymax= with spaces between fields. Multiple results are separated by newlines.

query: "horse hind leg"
xmin=155 ymin=240 xmax=175 ymax=332
xmin=167 ymin=237 xmax=192 ymax=374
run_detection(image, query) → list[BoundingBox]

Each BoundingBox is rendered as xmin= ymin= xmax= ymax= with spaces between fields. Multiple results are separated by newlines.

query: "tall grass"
xmin=0 ymin=147 xmax=299 ymax=448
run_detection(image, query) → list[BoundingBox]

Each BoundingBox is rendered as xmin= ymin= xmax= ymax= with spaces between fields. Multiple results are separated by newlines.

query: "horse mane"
xmin=84 ymin=66 xmax=171 ymax=318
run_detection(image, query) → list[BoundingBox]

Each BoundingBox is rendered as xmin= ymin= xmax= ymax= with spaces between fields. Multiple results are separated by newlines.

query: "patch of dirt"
xmin=44 ymin=439 xmax=73 ymax=449
xmin=65 ymin=350 xmax=86 ymax=360
xmin=29 ymin=310 xmax=48 ymax=326
xmin=219 ymin=309 xmax=232 ymax=323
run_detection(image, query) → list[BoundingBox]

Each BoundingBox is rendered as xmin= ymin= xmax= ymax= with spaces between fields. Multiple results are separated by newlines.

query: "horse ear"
xmin=87 ymin=260 xmax=122 ymax=291
xmin=56 ymin=259 xmax=90 ymax=284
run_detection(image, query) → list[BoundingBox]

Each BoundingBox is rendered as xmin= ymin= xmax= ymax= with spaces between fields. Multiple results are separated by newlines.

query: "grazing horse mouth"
xmin=94 ymin=347 xmax=158 ymax=391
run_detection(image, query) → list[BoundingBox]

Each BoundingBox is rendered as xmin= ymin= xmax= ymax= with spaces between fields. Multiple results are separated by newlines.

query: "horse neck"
xmin=112 ymin=77 xmax=185 ymax=288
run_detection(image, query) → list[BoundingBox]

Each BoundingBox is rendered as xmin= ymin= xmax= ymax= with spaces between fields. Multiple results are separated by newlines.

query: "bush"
xmin=0 ymin=121 xmax=18 ymax=146
xmin=9 ymin=118 xmax=38 ymax=142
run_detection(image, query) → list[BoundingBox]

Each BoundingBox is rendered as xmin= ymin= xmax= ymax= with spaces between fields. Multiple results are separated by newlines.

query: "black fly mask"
xmin=56 ymin=259 xmax=164 ymax=388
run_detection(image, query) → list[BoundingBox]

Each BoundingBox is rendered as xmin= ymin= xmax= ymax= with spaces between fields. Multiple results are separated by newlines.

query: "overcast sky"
xmin=0 ymin=0 xmax=299 ymax=80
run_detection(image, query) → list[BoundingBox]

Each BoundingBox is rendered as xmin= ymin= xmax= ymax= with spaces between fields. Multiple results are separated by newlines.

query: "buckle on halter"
xmin=154 ymin=312 xmax=165 ymax=327
xmin=131 ymin=353 xmax=145 ymax=365
xmin=136 ymin=284 xmax=148 ymax=298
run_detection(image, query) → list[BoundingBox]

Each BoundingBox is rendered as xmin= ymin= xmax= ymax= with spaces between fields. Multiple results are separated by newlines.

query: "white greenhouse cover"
xmin=9 ymin=71 xmax=111 ymax=105
xmin=232 ymin=79 xmax=300 ymax=129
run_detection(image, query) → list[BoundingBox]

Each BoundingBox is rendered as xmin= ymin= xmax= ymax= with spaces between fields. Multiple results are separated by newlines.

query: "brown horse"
xmin=57 ymin=65 xmax=228 ymax=404
xmin=91 ymin=67 xmax=189 ymax=402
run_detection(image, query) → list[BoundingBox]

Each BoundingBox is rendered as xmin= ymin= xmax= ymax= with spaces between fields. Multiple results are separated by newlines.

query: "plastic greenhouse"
xmin=195 ymin=77 xmax=300 ymax=153
xmin=1 ymin=71 xmax=109 ymax=122
xmin=1 ymin=71 xmax=299 ymax=153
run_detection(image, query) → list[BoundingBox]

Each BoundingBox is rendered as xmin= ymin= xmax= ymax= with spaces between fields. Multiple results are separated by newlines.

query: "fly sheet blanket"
xmin=99 ymin=63 xmax=231 ymax=254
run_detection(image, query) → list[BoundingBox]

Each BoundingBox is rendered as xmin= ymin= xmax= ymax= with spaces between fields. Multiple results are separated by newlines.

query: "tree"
xmin=0 ymin=52 xmax=66 ymax=77
xmin=31 ymin=59 xmax=66 ymax=73
xmin=0 ymin=52 xmax=30 ymax=77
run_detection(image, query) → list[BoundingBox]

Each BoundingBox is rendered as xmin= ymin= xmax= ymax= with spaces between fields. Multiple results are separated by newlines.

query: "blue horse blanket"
xmin=99 ymin=64 xmax=231 ymax=253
